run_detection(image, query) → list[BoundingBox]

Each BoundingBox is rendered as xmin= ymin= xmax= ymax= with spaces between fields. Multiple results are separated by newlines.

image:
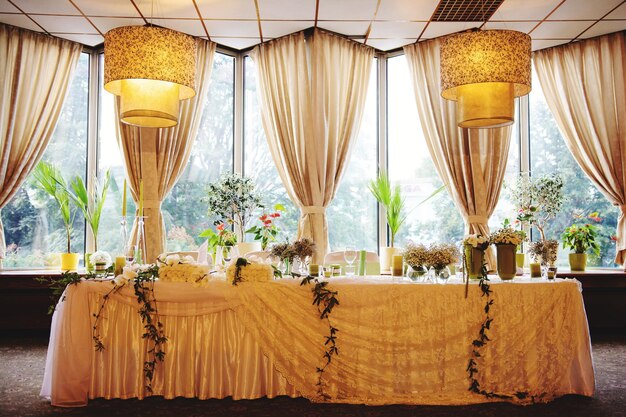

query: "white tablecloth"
xmin=40 ymin=277 xmax=595 ymax=407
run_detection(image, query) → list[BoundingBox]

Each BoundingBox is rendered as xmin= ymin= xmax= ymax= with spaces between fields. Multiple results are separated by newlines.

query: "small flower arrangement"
xmin=199 ymin=221 xmax=237 ymax=259
xmin=156 ymin=253 xmax=196 ymax=267
xmin=463 ymin=234 xmax=490 ymax=250
xmin=402 ymin=242 xmax=429 ymax=268
xmin=426 ymin=243 xmax=460 ymax=270
xmin=562 ymin=211 xmax=602 ymax=255
xmin=91 ymin=251 xmax=112 ymax=268
xmin=246 ymin=204 xmax=284 ymax=250
xmin=490 ymin=226 xmax=524 ymax=246
xmin=292 ymin=237 xmax=316 ymax=261
xmin=270 ymin=242 xmax=297 ymax=262
xmin=528 ymin=239 xmax=559 ymax=266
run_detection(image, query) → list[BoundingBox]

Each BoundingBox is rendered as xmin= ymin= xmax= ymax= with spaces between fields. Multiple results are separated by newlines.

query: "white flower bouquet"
xmin=463 ymin=234 xmax=490 ymax=250
xmin=490 ymin=227 xmax=524 ymax=246
xmin=91 ymin=251 xmax=112 ymax=268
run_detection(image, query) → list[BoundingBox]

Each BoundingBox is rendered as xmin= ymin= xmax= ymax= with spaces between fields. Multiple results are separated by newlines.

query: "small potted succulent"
xmin=562 ymin=212 xmax=602 ymax=271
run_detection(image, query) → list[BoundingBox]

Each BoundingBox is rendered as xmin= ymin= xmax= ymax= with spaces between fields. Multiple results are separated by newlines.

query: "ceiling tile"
xmin=261 ymin=20 xmax=313 ymax=38
xmin=549 ymin=0 xmax=623 ymax=20
xmin=531 ymin=20 xmax=593 ymax=39
xmin=0 ymin=2 xmax=19 ymax=13
xmin=421 ymin=21 xmax=481 ymax=39
xmin=204 ymin=19 xmax=259 ymax=37
xmin=366 ymin=38 xmax=416 ymax=51
xmin=531 ymin=38 xmax=568 ymax=51
xmin=31 ymin=15 xmax=97 ymax=33
xmin=90 ymin=17 xmax=146 ymax=33
xmin=492 ymin=0 xmax=561 ymax=21
xmin=369 ymin=21 xmax=426 ymax=38
xmin=606 ymin=2 xmax=626 ymax=19
xmin=317 ymin=20 xmax=371 ymax=36
xmin=135 ymin=0 xmax=198 ymax=19
xmin=52 ymin=33 xmax=104 ymax=46
xmin=318 ymin=0 xmax=378 ymax=21
xmin=483 ymin=20 xmax=537 ymax=33
xmin=11 ymin=0 xmax=80 ymax=15
xmin=72 ymin=0 xmax=140 ymax=17
xmin=375 ymin=0 xmax=439 ymax=21
xmin=197 ymin=0 xmax=257 ymax=20
xmin=258 ymin=0 xmax=315 ymax=20
xmin=152 ymin=18 xmax=207 ymax=37
xmin=0 ymin=13 xmax=43 ymax=31
xmin=210 ymin=36 xmax=261 ymax=50
xmin=578 ymin=20 xmax=626 ymax=39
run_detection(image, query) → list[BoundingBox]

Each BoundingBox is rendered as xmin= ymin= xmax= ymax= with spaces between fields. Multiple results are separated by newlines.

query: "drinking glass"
xmin=126 ymin=245 xmax=137 ymax=265
xmin=344 ymin=246 xmax=357 ymax=276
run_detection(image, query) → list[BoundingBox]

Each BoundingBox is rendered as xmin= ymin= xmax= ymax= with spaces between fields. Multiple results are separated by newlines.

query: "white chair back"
xmin=245 ymin=251 xmax=271 ymax=261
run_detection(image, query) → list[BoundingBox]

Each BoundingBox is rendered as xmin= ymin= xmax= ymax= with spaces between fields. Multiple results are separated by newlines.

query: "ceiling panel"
xmin=196 ymin=0 xmax=257 ymax=20
xmin=90 ymin=17 xmax=146 ymax=33
xmin=531 ymin=20 xmax=593 ymax=39
xmin=54 ymin=33 xmax=104 ymax=46
xmin=483 ymin=21 xmax=537 ymax=33
xmin=316 ymin=20 xmax=371 ymax=36
xmin=606 ymin=2 xmax=626 ymax=19
xmin=11 ymin=0 xmax=80 ymax=15
xmin=531 ymin=39 xmax=568 ymax=51
xmin=0 ymin=13 xmax=42 ymax=31
xmin=375 ymin=0 xmax=439 ymax=21
xmin=150 ymin=18 xmax=207 ymax=37
xmin=257 ymin=0 xmax=316 ymax=20
xmin=318 ymin=0 xmax=378 ymax=21
xmin=31 ymin=15 xmax=97 ymax=34
xmin=367 ymin=38 xmax=417 ymax=51
xmin=73 ymin=0 xmax=141 ymax=17
xmin=421 ymin=21 xmax=481 ymax=39
xmin=0 ymin=2 xmax=19 ymax=13
xmin=135 ymin=0 xmax=198 ymax=19
xmin=550 ymin=0 xmax=623 ymax=20
xmin=204 ymin=19 xmax=259 ymax=37
xmin=369 ymin=21 xmax=426 ymax=38
xmin=492 ymin=0 xmax=561 ymax=21
xmin=261 ymin=20 xmax=313 ymax=38
xmin=578 ymin=20 xmax=626 ymax=39
xmin=210 ymin=36 xmax=261 ymax=50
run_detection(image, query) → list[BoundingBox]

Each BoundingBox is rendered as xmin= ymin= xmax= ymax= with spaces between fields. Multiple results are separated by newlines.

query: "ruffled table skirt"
xmin=40 ymin=277 xmax=594 ymax=407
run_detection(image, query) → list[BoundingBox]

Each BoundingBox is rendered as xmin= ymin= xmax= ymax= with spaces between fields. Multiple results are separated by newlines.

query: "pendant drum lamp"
xmin=440 ymin=29 xmax=531 ymax=129
xmin=104 ymin=26 xmax=196 ymax=128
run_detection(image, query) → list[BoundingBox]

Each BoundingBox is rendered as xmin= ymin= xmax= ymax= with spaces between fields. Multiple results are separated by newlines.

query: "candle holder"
xmin=134 ymin=216 xmax=147 ymax=265
xmin=120 ymin=216 xmax=129 ymax=258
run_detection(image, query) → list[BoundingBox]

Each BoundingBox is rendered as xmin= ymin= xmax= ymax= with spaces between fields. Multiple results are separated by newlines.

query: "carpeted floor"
xmin=1 ymin=333 xmax=624 ymax=417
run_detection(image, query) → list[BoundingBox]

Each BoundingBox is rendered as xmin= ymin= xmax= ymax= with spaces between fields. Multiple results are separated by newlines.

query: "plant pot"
xmin=380 ymin=246 xmax=400 ymax=273
xmin=496 ymin=244 xmax=516 ymax=280
xmin=464 ymin=244 xmax=484 ymax=280
xmin=60 ymin=253 xmax=80 ymax=271
xmin=569 ymin=253 xmax=587 ymax=271
xmin=236 ymin=242 xmax=262 ymax=257
xmin=516 ymin=253 xmax=525 ymax=268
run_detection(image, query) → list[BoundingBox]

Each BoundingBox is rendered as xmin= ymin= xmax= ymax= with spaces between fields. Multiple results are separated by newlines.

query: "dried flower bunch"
xmin=463 ymin=234 xmax=490 ymax=250
xmin=426 ymin=243 xmax=460 ymax=270
xmin=490 ymin=227 xmax=524 ymax=246
xmin=402 ymin=242 xmax=429 ymax=268
xmin=528 ymin=239 xmax=559 ymax=266
xmin=270 ymin=242 xmax=297 ymax=261
xmin=292 ymin=237 xmax=316 ymax=260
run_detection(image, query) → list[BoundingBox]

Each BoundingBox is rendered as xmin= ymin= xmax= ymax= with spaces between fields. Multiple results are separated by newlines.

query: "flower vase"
xmin=496 ymin=244 xmax=516 ymax=280
xmin=281 ymin=259 xmax=292 ymax=276
xmin=433 ymin=265 xmax=451 ymax=283
xmin=464 ymin=244 xmax=484 ymax=280
xmin=406 ymin=265 xmax=427 ymax=281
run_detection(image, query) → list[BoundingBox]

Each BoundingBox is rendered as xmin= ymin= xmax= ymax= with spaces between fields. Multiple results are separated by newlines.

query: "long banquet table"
xmin=40 ymin=276 xmax=595 ymax=407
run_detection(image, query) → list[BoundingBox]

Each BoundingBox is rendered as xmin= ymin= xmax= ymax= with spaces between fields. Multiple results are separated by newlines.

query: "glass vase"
xmin=406 ymin=265 xmax=427 ymax=282
xmin=433 ymin=265 xmax=451 ymax=283
xmin=120 ymin=216 xmax=129 ymax=260
xmin=134 ymin=216 xmax=147 ymax=265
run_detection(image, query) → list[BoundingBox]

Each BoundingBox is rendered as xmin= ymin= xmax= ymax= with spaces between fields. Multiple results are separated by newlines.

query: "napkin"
xmin=197 ymin=240 xmax=210 ymax=265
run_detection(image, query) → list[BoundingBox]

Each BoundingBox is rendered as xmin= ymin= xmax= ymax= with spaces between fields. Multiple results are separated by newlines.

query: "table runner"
xmin=41 ymin=277 xmax=594 ymax=406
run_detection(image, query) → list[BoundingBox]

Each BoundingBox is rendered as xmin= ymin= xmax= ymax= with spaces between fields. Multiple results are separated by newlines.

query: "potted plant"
xmin=32 ymin=161 xmax=78 ymax=271
xmin=246 ymin=204 xmax=284 ymax=250
xmin=490 ymin=226 xmax=524 ymax=280
xmin=204 ymin=173 xmax=263 ymax=257
xmin=368 ymin=172 xmax=406 ymax=272
xmin=562 ymin=212 xmax=601 ymax=271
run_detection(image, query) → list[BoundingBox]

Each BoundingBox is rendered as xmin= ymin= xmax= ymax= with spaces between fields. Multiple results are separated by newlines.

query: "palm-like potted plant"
xmin=368 ymin=172 xmax=406 ymax=272
xmin=562 ymin=212 xmax=602 ymax=271
xmin=32 ymin=161 xmax=78 ymax=270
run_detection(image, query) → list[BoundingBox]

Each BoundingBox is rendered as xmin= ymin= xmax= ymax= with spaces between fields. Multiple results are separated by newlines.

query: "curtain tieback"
xmin=143 ymin=199 xmax=162 ymax=209
xmin=618 ymin=204 xmax=626 ymax=214
xmin=467 ymin=215 xmax=488 ymax=224
xmin=301 ymin=206 xmax=326 ymax=215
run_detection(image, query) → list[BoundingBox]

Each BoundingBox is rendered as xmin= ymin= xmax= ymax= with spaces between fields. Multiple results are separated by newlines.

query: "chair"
xmin=323 ymin=251 xmax=380 ymax=275
xmin=244 ymin=251 xmax=272 ymax=262
xmin=164 ymin=251 xmax=198 ymax=261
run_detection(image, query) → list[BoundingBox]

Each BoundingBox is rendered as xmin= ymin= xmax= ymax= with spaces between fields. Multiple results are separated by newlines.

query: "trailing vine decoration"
xmin=231 ymin=257 xmax=249 ymax=286
xmin=300 ymin=275 xmax=339 ymax=401
xmin=36 ymin=271 xmax=86 ymax=314
xmin=92 ymin=276 xmax=123 ymax=352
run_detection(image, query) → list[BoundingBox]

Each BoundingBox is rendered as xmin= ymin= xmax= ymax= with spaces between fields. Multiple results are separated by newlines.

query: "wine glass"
xmin=126 ymin=245 xmax=137 ymax=265
xmin=344 ymin=246 xmax=357 ymax=276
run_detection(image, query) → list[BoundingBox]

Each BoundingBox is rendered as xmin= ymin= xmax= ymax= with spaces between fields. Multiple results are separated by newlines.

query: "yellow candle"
xmin=308 ymin=264 xmax=319 ymax=276
xmin=115 ymin=256 xmax=126 ymax=275
xmin=121 ymin=179 xmax=127 ymax=217
xmin=392 ymin=255 xmax=403 ymax=276
xmin=529 ymin=262 xmax=541 ymax=278
xmin=138 ymin=179 xmax=143 ymax=216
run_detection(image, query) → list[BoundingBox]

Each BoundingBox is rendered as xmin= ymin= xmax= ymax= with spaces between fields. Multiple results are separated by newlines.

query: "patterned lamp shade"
xmin=440 ymin=30 xmax=531 ymax=129
xmin=104 ymin=26 xmax=197 ymax=128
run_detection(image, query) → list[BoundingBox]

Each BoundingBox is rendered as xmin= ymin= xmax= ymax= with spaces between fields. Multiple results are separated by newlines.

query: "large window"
xmin=1 ymin=53 xmax=90 ymax=268
xmin=529 ymin=72 xmax=617 ymax=267
xmin=387 ymin=55 xmax=464 ymax=247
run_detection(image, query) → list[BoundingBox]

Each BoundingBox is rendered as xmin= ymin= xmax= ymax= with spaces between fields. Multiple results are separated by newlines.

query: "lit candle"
xmin=115 ymin=256 xmax=126 ymax=276
xmin=121 ymin=179 xmax=127 ymax=217
xmin=138 ymin=179 xmax=143 ymax=217
xmin=529 ymin=262 xmax=541 ymax=278
xmin=392 ymin=255 xmax=403 ymax=276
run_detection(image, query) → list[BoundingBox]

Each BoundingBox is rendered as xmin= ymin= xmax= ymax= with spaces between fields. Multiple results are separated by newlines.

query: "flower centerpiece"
xmin=426 ymin=243 xmax=459 ymax=280
xmin=199 ymin=221 xmax=237 ymax=265
xmin=270 ymin=242 xmax=297 ymax=275
xmin=490 ymin=227 xmax=524 ymax=280
xmin=402 ymin=242 xmax=429 ymax=278
xmin=292 ymin=237 xmax=317 ymax=274
xmin=203 ymin=173 xmax=263 ymax=256
xmin=156 ymin=253 xmax=210 ymax=285
xmin=561 ymin=211 xmax=602 ymax=271
xmin=90 ymin=251 xmax=112 ymax=272
xmin=246 ymin=204 xmax=284 ymax=250
xmin=527 ymin=239 xmax=559 ymax=267
xmin=463 ymin=234 xmax=490 ymax=280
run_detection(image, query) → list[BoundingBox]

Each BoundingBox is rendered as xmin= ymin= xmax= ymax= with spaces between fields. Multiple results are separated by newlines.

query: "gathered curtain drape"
xmin=251 ymin=29 xmax=373 ymax=261
xmin=115 ymin=39 xmax=216 ymax=262
xmin=0 ymin=24 xmax=82 ymax=260
xmin=533 ymin=31 xmax=626 ymax=267
xmin=404 ymin=38 xmax=513 ymax=271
